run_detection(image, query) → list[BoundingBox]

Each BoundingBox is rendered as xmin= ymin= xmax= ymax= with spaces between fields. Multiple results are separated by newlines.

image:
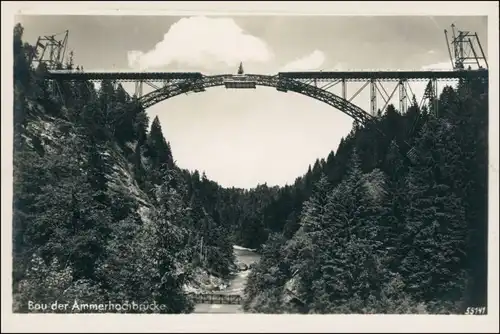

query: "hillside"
xmin=12 ymin=23 xmax=235 ymax=313
xmin=240 ymin=76 xmax=489 ymax=314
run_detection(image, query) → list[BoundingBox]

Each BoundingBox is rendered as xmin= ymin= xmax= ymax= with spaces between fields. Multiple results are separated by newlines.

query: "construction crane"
xmin=444 ymin=23 xmax=488 ymax=70
xmin=29 ymin=30 xmax=69 ymax=70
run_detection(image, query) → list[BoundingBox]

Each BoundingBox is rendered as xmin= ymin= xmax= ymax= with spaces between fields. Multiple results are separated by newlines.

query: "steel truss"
xmin=46 ymin=70 xmax=486 ymax=116
xmin=32 ymin=22 xmax=488 ymax=124
xmin=280 ymin=70 xmax=487 ymax=117
xmin=45 ymin=69 xmax=488 ymax=127
xmin=29 ymin=23 xmax=489 ymax=166
xmin=136 ymin=74 xmax=377 ymax=125
xmin=42 ymin=70 xmax=487 ymax=165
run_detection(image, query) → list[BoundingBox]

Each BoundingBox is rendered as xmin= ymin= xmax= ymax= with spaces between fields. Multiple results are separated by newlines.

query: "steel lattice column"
xmin=432 ymin=78 xmax=438 ymax=117
xmin=134 ymin=80 xmax=143 ymax=98
xmin=399 ymin=79 xmax=407 ymax=114
xmin=342 ymin=79 xmax=346 ymax=100
xmin=370 ymin=78 xmax=377 ymax=116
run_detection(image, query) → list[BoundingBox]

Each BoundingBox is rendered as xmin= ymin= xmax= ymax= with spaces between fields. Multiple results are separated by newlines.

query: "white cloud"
xmin=421 ymin=61 xmax=454 ymax=71
xmin=332 ymin=62 xmax=344 ymax=71
xmin=422 ymin=59 xmax=489 ymax=71
xmin=280 ymin=50 xmax=326 ymax=71
xmin=127 ymin=16 xmax=274 ymax=71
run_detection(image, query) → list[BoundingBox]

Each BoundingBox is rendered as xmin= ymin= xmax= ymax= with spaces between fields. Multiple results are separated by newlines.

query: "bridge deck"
xmin=279 ymin=70 xmax=488 ymax=81
xmin=188 ymin=293 xmax=243 ymax=305
xmin=46 ymin=71 xmax=204 ymax=81
xmin=45 ymin=69 xmax=488 ymax=81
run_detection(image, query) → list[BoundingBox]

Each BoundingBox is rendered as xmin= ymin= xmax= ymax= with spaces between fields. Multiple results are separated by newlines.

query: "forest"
xmin=12 ymin=22 xmax=489 ymax=314
xmin=241 ymin=74 xmax=489 ymax=314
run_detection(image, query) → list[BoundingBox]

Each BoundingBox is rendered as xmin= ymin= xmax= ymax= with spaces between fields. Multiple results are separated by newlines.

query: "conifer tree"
xmin=148 ymin=169 xmax=194 ymax=313
xmin=400 ymin=117 xmax=468 ymax=309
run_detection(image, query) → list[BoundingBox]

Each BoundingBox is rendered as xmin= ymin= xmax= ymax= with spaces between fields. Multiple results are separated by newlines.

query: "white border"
xmin=2 ymin=1 xmax=499 ymax=333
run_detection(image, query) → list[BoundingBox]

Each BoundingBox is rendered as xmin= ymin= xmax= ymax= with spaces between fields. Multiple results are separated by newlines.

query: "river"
xmin=193 ymin=245 xmax=260 ymax=313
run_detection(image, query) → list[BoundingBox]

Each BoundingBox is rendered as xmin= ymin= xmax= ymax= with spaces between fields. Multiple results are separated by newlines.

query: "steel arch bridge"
xmin=44 ymin=69 xmax=488 ymax=127
xmin=28 ymin=24 xmax=488 ymax=124
xmin=33 ymin=24 xmax=489 ymax=163
xmin=35 ymin=23 xmax=489 ymax=128
xmin=43 ymin=68 xmax=488 ymax=165
xmin=139 ymin=73 xmax=375 ymax=125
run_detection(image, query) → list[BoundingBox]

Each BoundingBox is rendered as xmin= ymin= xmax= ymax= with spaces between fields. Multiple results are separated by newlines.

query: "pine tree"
xmin=145 ymin=116 xmax=174 ymax=190
xmin=400 ymin=117 xmax=469 ymax=309
xmin=304 ymin=151 xmax=389 ymax=313
xmin=148 ymin=169 xmax=194 ymax=313
xmin=13 ymin=23 xmax=31 ymax=89
xmin=290 ymin=174 xmax=331 ymax=306
xmin=13 ymin=23 xmax=31 ymax=151
xmin=24 ymin=132 xmax=113 ymax=280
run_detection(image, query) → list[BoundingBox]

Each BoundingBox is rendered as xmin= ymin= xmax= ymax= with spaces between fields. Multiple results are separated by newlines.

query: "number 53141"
xmin=465 ymin=307 xmax=487 ymax=315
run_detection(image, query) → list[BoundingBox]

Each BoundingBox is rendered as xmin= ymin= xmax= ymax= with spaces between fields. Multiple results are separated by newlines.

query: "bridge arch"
xmin=138 ymin=74 xmax=375 ymax=125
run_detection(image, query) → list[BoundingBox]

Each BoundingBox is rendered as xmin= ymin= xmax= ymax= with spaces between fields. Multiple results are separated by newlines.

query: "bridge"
xmin=31 ymin=23 xmax=488 ymax=123
xmin=43 ymin=69 xmax=487 ymax=126
xmin=187 ymin=293 xmax=243 ymax=305
xmin=29 ymin=24 xmax=488 ymax=162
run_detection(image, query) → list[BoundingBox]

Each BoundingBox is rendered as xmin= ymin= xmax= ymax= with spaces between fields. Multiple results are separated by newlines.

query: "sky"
xmin=16 ymin=15 xmax=488 ymax=189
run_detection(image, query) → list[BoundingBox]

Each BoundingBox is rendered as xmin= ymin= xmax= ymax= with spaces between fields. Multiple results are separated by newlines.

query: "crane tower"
xmin=444 ymin=23 xmax=488 ymax=70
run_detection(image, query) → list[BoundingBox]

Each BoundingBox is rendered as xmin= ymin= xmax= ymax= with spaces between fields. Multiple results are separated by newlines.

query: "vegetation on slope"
xmin=12 ymin=23 xmax=235 ymax=313
xmin=241 ymin=77 xmax=488 ymax=314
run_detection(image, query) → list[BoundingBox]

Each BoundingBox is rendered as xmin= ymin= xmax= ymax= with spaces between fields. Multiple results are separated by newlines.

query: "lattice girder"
xmin=139 ymin=74 xmax=375 ymax=125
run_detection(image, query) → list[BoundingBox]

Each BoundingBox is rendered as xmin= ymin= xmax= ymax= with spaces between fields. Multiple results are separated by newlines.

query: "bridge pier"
xmin=342 ymin=79 xmax=346 ymax=100
xmin=421 ymin=78 xmax=439 ymax=117
xmin=398 ymin=80 xmax=407 ymax=114
xmin=49 ymin=80 xmax=65 ymax=106
xmin=432 ymin=78 xmax=439 ymax=117
xmin=134 ymin=80 xmax=143 ymax=98
xmin=370 ymin=78 xmax=377 ymax=116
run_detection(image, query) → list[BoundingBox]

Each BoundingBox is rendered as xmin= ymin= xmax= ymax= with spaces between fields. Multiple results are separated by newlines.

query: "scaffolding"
xmin=29 ymin=30 xmax=69 ymax=70
xmin=444 ymin=24 xmax=488 ymax=70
